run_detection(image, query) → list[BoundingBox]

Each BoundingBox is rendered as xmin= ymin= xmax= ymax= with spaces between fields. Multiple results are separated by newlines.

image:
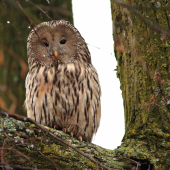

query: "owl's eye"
xmin=60 ymin=39 xmax=66 ymax=44
xmin=44 ymin=42 xmax=49 ymax=47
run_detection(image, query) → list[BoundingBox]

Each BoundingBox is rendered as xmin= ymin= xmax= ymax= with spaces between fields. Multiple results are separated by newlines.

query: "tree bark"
xmin=111 ymin=0 xmax=170 ymax=169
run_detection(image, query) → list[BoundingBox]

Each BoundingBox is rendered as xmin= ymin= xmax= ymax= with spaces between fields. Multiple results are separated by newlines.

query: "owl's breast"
xmin=25 ymin=63 xmax=85 ymax=122
xmin=25 ymin=62 xmax=101 ymax=142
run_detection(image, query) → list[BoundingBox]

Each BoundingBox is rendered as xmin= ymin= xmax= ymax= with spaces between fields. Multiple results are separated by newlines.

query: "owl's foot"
xmin=54 ymin=127 xmax=82 ymax=142
xmin=54 ymin=125 xmax=59 ymax=129
xmin=70 ymin=131 xmax=74 ymax=137
xmin=78 ymin=136 xmax=82 ymax=142
xmin=62 ymin=127 xmax=66 ymax=133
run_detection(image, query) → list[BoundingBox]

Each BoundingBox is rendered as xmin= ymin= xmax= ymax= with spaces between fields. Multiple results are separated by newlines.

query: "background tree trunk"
xmin=0 ymin=0 xmax=73 ymax=116
xmin=111 ymin=0 xmax=170 ymax=169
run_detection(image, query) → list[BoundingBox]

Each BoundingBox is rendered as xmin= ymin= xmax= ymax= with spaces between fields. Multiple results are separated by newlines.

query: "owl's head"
xmin=27 ymin=20 xmax=91 ymax=67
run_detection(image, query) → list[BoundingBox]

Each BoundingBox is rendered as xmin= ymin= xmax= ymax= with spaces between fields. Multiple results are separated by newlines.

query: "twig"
xmin=0 ymin=148 xmax=37 ymax=169
xmin=0 ymin=1 xmax=21 ymax=35
xmin=0 ymin=163 xmax=39 ymax=170
xmin=25 ymin=0 xmax=52 ymax=20
xmin=33 ymin=146 xmax=61 ymax=170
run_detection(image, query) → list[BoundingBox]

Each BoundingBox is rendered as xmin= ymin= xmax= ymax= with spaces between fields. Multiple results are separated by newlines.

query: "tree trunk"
xmin=111 ymin=0 xmax=170 ymax=169
xmin=0 ymin=0 xmax=73 ymax=116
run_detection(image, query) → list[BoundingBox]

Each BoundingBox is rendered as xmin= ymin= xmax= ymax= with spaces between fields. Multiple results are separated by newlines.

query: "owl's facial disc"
xmin=27 ymin=20 xmax=79 ymax=66
xmin=42 ymin=35 xmax=71 ymax=63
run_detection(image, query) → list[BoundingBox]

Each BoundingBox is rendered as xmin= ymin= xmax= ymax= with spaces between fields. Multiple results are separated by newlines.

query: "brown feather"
xmin=25 ymin=20 xmax=101 ymax=142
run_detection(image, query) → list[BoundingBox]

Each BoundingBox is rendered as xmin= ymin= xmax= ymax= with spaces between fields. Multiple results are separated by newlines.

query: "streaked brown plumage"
xmin=25 ymin=20 xmax=101 ymax=142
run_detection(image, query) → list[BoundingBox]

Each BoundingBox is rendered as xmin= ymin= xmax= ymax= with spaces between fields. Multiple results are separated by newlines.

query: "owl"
xmin=25 ymin=20 xmax=101 ymax=142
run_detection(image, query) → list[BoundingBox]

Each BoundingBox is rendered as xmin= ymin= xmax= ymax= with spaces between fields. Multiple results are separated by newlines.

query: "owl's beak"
xmin=54 ymin=51 xmax=58 ymax=58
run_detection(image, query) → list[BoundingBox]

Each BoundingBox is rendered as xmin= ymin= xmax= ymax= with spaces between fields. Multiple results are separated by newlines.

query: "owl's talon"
xmin=62 ymin=128 xmax=66 ymax=133
xmin=70 ymin=131 xmax=74 ymax=137
xmin=54 ymin=125 xmax=58 ymax=129
xmin=78 ymin=136 xmax=82 ymax=142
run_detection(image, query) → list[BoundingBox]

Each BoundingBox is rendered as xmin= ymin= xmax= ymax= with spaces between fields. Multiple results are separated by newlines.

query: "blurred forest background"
xmin=0 ymin=0 xmax=73 ymax=116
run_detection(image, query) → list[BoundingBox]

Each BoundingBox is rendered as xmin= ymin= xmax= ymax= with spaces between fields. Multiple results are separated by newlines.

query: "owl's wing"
xmin=25 ymin=73 xmax=30 ymax=88
xmin=90 ymin=66 xmax=101 ymax=131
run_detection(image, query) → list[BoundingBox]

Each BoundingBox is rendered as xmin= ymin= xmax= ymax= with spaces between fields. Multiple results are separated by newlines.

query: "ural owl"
xmin=25 ymin=20 xmax=101 ymax=142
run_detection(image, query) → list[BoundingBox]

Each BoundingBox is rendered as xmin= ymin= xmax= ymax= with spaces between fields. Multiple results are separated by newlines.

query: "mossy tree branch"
xmin=0 ymin=110 xmax=140 ymax=170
